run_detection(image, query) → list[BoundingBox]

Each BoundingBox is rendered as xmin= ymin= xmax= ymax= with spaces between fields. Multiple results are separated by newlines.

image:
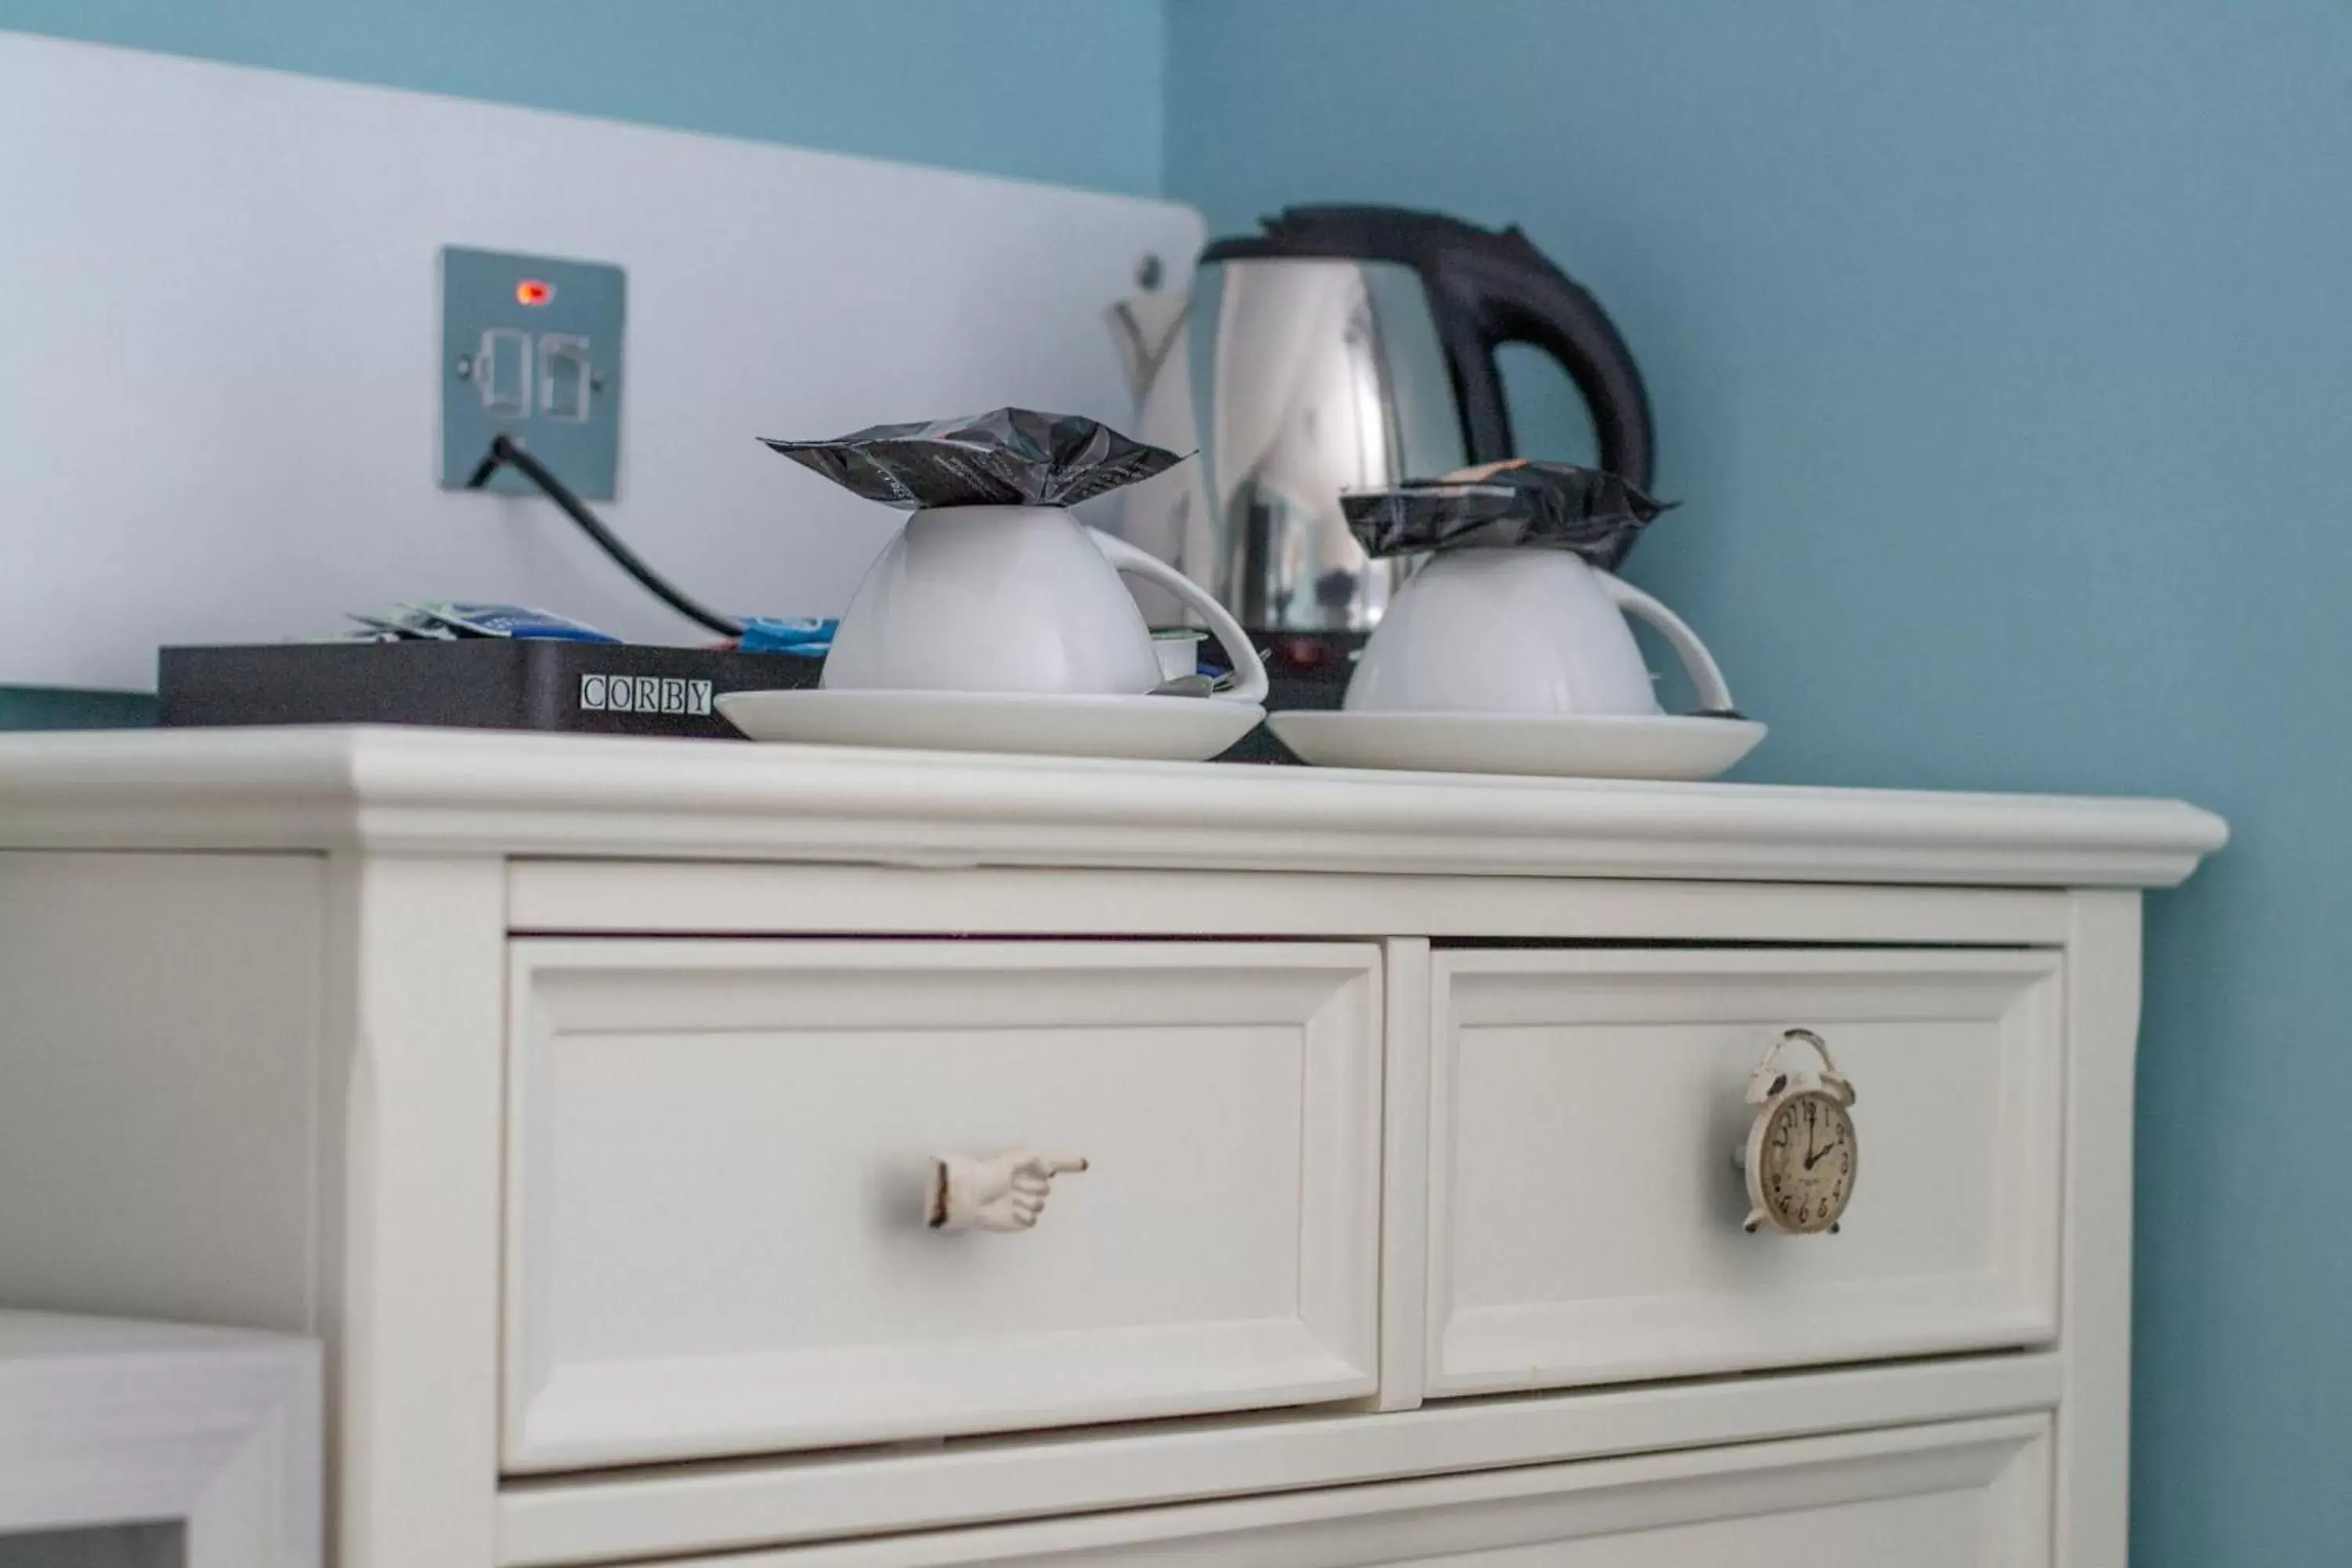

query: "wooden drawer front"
xmin=504 ymin=940 xmax=1382 ymax=1472
xmin=617 ymin=1415 xmax=2050 ymax=1566
xmin=1425 ymin=948 xmax=2063 ymax=1396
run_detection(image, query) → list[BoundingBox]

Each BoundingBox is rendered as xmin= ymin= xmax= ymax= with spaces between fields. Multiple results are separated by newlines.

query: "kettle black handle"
xmin=1425 ymin=227 xmax=1654 ymax=491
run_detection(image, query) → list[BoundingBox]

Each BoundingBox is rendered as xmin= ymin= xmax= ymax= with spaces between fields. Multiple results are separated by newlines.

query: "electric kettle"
xmin=1109 ymin=205 xmax=1653 ymax=635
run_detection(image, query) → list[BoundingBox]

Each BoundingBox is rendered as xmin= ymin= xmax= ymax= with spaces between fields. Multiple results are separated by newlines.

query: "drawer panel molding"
xmin=1424 ymin=947 xmax=2065 ymax=1396
xmin=504 ymin=940 xmax=1384 ymax=1472
xmin=495 ymin=1354 xmax=2063 ymax=1564
xmin=611 ymin=1414 xmax=2051 ymax=1567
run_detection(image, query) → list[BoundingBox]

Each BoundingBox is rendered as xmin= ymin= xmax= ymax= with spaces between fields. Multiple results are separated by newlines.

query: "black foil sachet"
xmin=761 ymin=407 xmax=1185 ymax=510
xmin=1341 ymin=459 xmax=1673 ymax=564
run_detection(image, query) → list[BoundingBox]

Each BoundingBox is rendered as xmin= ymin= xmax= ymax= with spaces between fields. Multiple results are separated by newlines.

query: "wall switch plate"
xmin=439 ymin=246 xmax=624 ymax=499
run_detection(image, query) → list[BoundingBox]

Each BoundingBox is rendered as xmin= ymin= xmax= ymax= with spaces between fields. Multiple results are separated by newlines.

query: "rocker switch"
xmin=539 ymin=334 xmax=591 ymax=423
xmin=477 ymin=328 xmax=531 ymax=416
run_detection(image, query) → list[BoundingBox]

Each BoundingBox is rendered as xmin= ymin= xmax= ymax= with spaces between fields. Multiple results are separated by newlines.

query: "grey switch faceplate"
xmin=440 ymin=246 xmax=624 ymax=499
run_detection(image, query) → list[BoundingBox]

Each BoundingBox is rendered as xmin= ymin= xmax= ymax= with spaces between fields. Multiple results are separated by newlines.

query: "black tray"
xmin=158 ymin=639 xmax=821 ymax=739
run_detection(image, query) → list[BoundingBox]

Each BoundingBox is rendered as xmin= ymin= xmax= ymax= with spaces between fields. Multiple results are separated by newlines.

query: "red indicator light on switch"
xmin=515 ymin=279 xmax=553 ymax=307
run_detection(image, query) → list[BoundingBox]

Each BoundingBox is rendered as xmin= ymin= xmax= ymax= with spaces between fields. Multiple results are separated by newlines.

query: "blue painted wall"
xmin=1171 ymin=1 xmax=2349 ymax=1561
xmin=0 ymin=0 xmax=1166 ymax=195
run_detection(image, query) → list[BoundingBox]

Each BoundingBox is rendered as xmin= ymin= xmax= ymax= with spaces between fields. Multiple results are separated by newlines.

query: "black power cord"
xmin=465 ymin=434 xmax=744 ymax=638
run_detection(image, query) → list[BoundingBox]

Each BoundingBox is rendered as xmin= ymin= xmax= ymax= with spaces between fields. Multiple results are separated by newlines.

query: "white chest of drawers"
xmin=0 ymin=729 xmax=2224 ymax=1568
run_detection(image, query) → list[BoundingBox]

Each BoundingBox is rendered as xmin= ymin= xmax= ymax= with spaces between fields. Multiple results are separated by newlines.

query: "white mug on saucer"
xmin=822 ymin=504 xmax=1269 ymax=703
xmin=1345 ymin=547 xmax=1734 ymax=716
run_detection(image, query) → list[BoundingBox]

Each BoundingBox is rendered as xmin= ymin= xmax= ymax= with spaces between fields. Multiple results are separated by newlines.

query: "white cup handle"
xmin=1599 ymin=572 xmax=1738 ymax=715
xmin=1087 ymin=528 xmax=1270 ymax=704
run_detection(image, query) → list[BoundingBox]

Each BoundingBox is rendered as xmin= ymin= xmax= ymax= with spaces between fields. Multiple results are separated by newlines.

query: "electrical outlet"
xmin=439 ymin=246 xmax=625 ymax=499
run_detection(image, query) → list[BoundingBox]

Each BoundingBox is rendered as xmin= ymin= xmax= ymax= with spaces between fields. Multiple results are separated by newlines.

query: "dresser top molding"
xmin=0 ymin=728 xmax=2224 ymax=887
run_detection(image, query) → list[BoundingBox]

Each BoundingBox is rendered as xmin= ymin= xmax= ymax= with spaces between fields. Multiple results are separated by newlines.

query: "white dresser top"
xmin=0 ymin=728 xmax=2224 ymax=887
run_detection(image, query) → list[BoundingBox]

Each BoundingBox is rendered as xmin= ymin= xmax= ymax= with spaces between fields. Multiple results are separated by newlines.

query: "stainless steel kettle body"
xmin=1113 ymin=206 xmax=1654 ymax=637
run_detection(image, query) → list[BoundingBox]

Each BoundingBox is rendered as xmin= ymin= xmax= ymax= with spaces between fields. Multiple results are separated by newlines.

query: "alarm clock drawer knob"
xmin=1740 ymin=1029 xmax=1858 ymax=1236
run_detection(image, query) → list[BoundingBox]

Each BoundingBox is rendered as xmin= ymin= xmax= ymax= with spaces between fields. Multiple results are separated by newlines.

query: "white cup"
xmin=822 ymin=504 xmax=1269 ymax=702
xmin=1344 ymin=547 xmax=1735 ymax=716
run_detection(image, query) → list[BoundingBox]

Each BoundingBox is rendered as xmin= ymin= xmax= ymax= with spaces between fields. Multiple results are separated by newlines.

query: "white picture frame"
xmin=0 ymin=1313 xmax=319 ymax=1567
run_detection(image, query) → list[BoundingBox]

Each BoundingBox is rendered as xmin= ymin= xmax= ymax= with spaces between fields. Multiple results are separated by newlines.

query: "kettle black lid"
xmin=1200 ymin=204 xmax=1552 ymax=268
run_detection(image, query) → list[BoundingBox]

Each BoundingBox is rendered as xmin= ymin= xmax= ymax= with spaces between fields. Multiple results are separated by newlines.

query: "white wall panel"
xmin=0 ymin=34 xmax=1201 ymax=686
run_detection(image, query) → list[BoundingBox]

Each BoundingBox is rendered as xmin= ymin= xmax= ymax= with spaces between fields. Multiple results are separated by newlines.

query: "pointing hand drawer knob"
xmin=926 ymin=1150 xmax=1091 ymax=1232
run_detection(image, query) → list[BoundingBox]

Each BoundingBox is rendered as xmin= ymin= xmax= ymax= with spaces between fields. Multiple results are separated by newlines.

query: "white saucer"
xmin=716 ymin=688 xmax=1266 ymax=762
xmin=1266 ymin=710 xmax=1766 ymax=781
